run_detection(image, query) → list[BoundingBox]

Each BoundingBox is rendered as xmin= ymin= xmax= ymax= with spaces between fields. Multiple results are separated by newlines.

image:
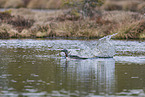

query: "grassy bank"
xmin=0 ymin=0 xmax=145 ymax=39
xmin=0 ymin=8 xmax=144 ymax=39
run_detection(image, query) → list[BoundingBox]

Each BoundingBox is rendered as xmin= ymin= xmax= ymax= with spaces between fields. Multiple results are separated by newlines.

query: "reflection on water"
xmin=0 ymin=39 xmax=145 ymax=96
xmin=60 ymin=58 xmax=116 ymax=96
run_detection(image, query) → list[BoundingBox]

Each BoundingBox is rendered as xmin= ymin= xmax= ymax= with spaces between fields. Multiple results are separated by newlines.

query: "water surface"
xmin=0 ymin=39 xmax=145 ymax=97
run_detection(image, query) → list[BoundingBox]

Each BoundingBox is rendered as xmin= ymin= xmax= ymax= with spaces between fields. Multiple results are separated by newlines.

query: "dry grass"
xmin=4 ymin=0 xmax=24 ymax=8
xmin=0 ymin=24 xmax=19 ymax=38
xmin=113 ymin=20 xmax=145 ymax=39
xmin=27 ymin=0 xmax=47 ymax=9
xmin=0 ymin=0 xmax=7 ymax=7
xmin=0 ymin=8 xmax=145 ymax=39
xmin=45 ymin=0 xmax=63 ymax=9
xmin=101 ymin=11 xmax=145 ymax=39
xmin=0 ymin=10 xmax=35 ymax=32
xmin=7 ymin=15 xmax=34 ymax=32
xmin=101 ymin=0 xmax=145 ymax=13
xmin=0 ymin=0 xmax=144 ymax=14
xmin=0 ymin=0 xmax=63 ymax=9
xmin=55 ymin=19 xmax=99 ymax=38
xmin=137 ymin=2 xmax=145 ymax=13
xmin=30 ymin=23 xmax=56 ymax=38
xmin=27 ymin=0 xmax=63 ymax=9
xmin=0 ymin=10 xmax=35 ymax=38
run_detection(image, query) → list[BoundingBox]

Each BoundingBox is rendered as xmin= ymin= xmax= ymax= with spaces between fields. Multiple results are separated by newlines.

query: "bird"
xmin=61 ymin=49 xmax=88 ymax=59
xmin=61 ymin=49 xmax=113 ymax=59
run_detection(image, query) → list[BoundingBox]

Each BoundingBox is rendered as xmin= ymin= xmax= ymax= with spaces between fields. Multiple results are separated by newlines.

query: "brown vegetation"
xmin=0 ymin=8 xmax=145 ymax=39
xmin=0 ymin=11 xmax=34 ymax=31
xmin=0 ymin=0 xmax=63 ymax=9
xmin=101 ymin=0 xmax=145 ymax=13
xmin=0 ymin=0 xmax=144 ymax=13
xmin=55 ymin=19 xmax=99 ymax=38
xmin=0 ymin=0 xmax=145 ymax=39
xmin=0 ymin=10 xmax=35 ymax=38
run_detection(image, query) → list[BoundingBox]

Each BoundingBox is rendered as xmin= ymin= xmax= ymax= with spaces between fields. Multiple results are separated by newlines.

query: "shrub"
xmin=0 ymin=27 xmax=9 ymax=38
xmin=56 ymin=10 xmax=82 ymax=21
xmin=0 ymin=24 xmax=19 ymax=38
xmin=0 ymin=10 xmax=34 ymax=32
xmin=7 ymin=15 xmax=35 ymax=32
xmin=62 ymin=0 xmax=104 ymax=18
xmin=0 ymin=11 xmax=13 ymax=23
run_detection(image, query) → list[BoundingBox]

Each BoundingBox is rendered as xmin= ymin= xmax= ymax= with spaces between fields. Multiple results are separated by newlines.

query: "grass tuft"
xmin=0 ymin=24 xmax=19 ymax=38
xmin=55 ymin=19 xmax=99 ymax=38
xmin=113 ymin=20 xmax=145 ymax=39
xmin=30 ymin=23 xmax=56 ymax=38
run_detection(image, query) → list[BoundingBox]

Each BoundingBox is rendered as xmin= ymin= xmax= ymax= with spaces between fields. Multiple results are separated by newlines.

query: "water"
xmin=0 ymin=39 xmax=145 ymax=97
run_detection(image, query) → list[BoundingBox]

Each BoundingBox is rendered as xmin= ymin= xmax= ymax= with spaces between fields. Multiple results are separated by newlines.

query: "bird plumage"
xmin=61 ymin=49 xmax=88 ymax=59
xmin=61 ymin=49 xmax=113 ymax=59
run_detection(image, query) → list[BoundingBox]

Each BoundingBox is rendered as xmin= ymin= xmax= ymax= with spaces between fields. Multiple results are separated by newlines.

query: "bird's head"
xmin=61 ymin=49 xmax=69 ymax=57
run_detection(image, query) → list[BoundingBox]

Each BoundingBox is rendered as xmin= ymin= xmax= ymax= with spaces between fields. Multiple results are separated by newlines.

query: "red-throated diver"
xmin=61 ymin=49 xmax=88 ymax=59
xmin=61 ymin=49 xmax=113 ymax=59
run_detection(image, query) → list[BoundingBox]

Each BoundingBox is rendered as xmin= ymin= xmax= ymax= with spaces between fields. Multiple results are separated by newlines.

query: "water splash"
xmin=99 ymin=33 xmax=118 ymax=42
xmin=96 ymin=33 xmax=118 ymax=57
xmin=77 ymin=33 xmax=118 ymax=58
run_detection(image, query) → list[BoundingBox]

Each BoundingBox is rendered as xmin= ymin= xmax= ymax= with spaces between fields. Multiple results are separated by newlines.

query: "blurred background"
xmin=0 ymin=0 xmax=144 ymax=12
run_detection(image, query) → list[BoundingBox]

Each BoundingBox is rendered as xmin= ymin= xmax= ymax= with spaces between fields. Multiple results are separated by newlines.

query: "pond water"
xmin=0 ymin=39 xmax=145 ymax=97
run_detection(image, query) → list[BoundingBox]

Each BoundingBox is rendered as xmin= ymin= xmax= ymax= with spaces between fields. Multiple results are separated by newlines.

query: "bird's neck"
xmin=65 ymin=52 xmax=68 ymax=57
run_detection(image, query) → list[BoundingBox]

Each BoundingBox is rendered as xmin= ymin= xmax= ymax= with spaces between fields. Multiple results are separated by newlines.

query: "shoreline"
xmin=0 ymin=36 xmax=145 ymax=41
